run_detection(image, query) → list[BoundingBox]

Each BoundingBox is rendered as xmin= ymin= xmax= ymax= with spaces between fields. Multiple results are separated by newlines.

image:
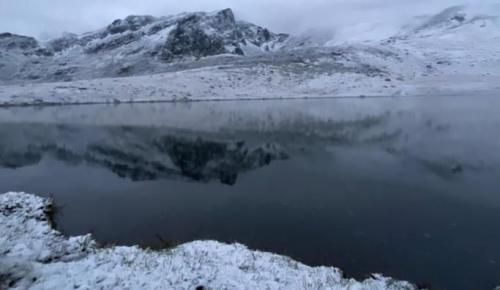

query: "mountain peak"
xmin=215 ymin=8 xmax=235 ymax=24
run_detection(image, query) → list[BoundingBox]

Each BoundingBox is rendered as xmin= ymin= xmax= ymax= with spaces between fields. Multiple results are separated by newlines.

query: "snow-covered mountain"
xmin=0 ymin=8 xmax=294 ymax=84
xmin=384 ymin=4 xmax=500 ymax=94
xmin=0 ymin=5 xmax=499 ymax=104
xmin=401 ymin=5 xmax=498 ymax=37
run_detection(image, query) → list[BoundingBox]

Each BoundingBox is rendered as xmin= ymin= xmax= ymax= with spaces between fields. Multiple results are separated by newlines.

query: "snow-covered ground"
xmin=0 ymin=192 xmax=417 ymax=289
xmin=0 ymin=55 xmax=497 ymax=107
xmin=0 ymin=65 xmax=402 ymax=106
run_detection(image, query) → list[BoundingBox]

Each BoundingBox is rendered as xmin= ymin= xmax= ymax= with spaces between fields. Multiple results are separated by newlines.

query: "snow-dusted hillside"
xmin=0 ymin=5 xmax=499 ymax=105
xmin=326 ymin=4 xmax=500 ymax=95
xmin=386 ymin=5 xmax=500 ymax=94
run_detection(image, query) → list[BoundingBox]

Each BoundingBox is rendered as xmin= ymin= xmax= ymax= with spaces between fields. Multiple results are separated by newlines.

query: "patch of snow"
xmin=143 ymin=25 xmax=176 ymax=45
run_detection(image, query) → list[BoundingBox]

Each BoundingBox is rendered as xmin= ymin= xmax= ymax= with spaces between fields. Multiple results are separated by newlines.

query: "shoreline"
xmin=0 ymin=90 xmax=497 ymax=109
xmin=1 ymin=60 xmax=498 ymax=109
xmin=0 ymin=192 xmax=417 ymax=290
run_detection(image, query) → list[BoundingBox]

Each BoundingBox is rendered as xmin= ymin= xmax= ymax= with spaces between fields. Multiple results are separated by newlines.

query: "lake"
xmin=0 ymin=95 xmax=499 ymax=290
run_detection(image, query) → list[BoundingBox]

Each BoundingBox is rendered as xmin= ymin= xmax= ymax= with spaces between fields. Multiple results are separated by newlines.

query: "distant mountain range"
xmin=0 ymin=5 xmax=499 ymax=103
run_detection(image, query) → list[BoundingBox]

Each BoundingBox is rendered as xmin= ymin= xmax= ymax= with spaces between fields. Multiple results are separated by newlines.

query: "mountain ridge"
xmin=0 ymin=5 xmax=499 ymax=103
xmin=0 ymin=8 xmax=296 ymax=84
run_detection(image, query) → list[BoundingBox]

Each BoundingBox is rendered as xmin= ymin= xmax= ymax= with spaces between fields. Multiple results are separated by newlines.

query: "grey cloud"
xmin=0 ymin=0 xmax=492 ymax=39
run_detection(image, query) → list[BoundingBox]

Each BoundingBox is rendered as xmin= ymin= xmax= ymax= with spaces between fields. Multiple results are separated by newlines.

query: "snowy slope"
xmin=326 ymin=4 xmax=500 ymax=96
xmin=390 ymin=5 xmax=500 ymax=95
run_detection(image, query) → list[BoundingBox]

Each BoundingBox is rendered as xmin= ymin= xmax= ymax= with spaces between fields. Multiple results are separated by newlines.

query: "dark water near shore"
xmin=1 ymin=96 xmax=499 ymax=290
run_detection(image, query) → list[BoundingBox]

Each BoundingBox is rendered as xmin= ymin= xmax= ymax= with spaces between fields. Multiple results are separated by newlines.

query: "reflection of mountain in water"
xmin=0 ymin=132 xmax=288 ymax=185
xmin=87 ymin=137 xmax=288 ymax=185
xmin=0 ymin=113 xmax=405 ymax=184
xmin=0 ymin=150 xmax=42 ymax=169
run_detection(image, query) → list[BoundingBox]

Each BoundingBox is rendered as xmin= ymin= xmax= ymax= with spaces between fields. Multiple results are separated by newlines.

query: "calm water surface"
xmin=0 ymin=96 xmax=499 ymax=290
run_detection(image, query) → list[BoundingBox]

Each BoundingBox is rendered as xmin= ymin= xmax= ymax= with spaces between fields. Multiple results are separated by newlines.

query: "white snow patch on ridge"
xmin=0 ymin=192 xmax=417 ymax=290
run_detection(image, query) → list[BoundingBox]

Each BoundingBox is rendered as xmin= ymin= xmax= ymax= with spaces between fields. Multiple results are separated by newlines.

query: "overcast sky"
xmin=0 ymin=0 xmax=493 ymax=39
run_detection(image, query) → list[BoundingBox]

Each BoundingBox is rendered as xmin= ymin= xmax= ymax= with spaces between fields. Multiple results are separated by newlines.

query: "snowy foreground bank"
xmin=0 ymin=192 xmax=417 ymax=290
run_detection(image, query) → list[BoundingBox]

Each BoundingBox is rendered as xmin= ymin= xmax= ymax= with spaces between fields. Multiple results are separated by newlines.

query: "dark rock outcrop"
xmin=164 ymin=24 xmax=226 ymax=60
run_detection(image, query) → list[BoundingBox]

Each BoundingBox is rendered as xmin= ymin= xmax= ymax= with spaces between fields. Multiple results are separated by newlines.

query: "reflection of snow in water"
xmin=0 ymin=96 xmax=499 ymax=290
